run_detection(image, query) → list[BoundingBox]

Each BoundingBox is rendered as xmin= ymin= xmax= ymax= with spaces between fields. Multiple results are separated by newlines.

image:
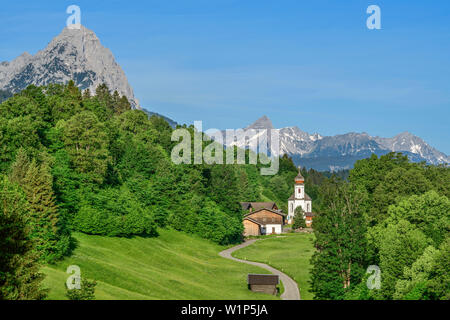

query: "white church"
xmin=287 ymin=169 xmax=314 ymax=227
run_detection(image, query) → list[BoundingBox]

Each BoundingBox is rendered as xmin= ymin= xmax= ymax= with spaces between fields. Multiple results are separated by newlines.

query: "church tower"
xmin=287 ymin=167 xmax=313 ymax=226
xmin=294 ymin=170 xmax=305 ymax=199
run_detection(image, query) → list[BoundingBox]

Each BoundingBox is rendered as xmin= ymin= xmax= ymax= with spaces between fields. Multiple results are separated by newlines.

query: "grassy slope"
xmin=43 ymin=229 xmax=279 ymax=300
xmin=232 ymin=233 xmax=315 ymax=300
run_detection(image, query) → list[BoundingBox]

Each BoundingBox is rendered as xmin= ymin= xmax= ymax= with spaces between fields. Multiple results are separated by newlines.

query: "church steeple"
xmin=294 ymin=167 xmax=305 ymax=199
xmin=288 ymin=166 xmax=314 ymax=227
xmin=294 ymin=167 xmax=304 ymax=184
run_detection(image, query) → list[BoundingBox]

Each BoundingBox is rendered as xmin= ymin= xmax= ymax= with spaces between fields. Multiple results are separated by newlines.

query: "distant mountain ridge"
xmin=227 ymin=116 xmax=449 ymax=171
xmin=0 ymin=25 xmax=140 ymax=108
xmin=142 ymin=108 xmax=178 ymax=128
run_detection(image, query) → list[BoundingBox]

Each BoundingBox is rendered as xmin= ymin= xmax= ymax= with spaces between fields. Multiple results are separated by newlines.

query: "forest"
xmin=310 ymin=153 xmax=449 ymax=300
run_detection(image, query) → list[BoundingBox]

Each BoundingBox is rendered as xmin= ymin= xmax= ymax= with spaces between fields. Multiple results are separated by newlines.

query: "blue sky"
xmin=1 ymin=0 xmax=449 ymax=154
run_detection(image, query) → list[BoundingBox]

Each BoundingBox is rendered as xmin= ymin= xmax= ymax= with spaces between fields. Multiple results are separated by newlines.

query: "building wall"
xmin=263 ymin=224 xmax=282 ymax=235
xmin=295 ymin=185 xmax=304 ymax=199
xmin=243 ymin=220 xmax=261 ymax=236
xmin=249 ymin=284 xmax=277 ymax=295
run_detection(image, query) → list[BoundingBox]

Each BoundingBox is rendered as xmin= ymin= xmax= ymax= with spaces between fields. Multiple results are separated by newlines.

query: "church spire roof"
xmin=295 ymin=167 xmax=304 ymax=184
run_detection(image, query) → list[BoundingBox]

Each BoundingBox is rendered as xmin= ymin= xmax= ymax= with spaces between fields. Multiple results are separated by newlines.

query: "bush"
xmin=73 ymin=187 xmax=157 ymax=237
xmin=66 ymin=278 xmax=97 ymax=300
xmin=168 ymin=200 xmax=243 ymax=245
xmin=292 ymin=207 xmax=307 ymax=229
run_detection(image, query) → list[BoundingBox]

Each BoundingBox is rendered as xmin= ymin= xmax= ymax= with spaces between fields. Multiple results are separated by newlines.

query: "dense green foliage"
xmin=310 ymin=180 xmax=368 ymax=299
xmin=350 ymin=153 xmax=449 ymax=225
xmin=292 ymin=207 xmax=307 ymax=229
xmin=311 ymin=152 xmax=449 ymax=300
xmin=0 ymin=177 xmax=47 ymax=300
xmin=9 ymin=149 xmax=72 ymax=263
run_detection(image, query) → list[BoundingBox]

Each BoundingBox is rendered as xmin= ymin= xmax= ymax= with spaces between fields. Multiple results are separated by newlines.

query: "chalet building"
xmin=240 ymin=202 xmax=278 ymax=213
xmin=243 ymin=208 xmax=286 ymax=236
xmin=287 ymin=169 xmax=315 ymax=227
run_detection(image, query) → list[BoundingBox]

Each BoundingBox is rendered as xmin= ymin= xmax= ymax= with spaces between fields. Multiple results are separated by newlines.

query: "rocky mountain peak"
xmin=246 ymin=115 xmax=274 ymax=130
xmin=394 ymin=131 xmax=414 ymax=138
xmin=0 ymin=25 xmax=140 ymax=108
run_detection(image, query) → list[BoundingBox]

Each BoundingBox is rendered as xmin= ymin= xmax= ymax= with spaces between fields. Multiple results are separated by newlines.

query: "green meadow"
xmin=42 ymin=229 xmax=279 ymax=300
xmin=232 ymin=233 xmax=315 ymax=300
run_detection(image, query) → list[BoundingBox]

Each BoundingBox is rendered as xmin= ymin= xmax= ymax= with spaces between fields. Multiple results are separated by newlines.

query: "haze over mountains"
xmin=228 ymin=116 xmax=449 ymax=171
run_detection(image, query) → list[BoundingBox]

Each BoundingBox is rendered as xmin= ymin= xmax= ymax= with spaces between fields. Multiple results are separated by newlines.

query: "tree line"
xmin=310 ymin=153 xmax=449 ymax=300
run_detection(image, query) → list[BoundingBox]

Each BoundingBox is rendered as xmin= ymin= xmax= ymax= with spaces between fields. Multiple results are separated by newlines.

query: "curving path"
xmin=219 ymin=239 xmax=300 ymax=300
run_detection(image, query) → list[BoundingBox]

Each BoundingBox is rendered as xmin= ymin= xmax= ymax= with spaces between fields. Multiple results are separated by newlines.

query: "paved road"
xmin=219 ymin=239 xmax=301 ymax=300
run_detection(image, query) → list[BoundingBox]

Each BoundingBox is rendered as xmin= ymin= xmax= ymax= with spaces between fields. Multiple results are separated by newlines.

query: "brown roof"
xmin=248 ymin=274 xmax=279 ymax=285
xmin=243 ymin=217 xmax=263 ymax=226
xmin=295 ymin=169 xmax=304 ymax=181
xmin=244 ymin=208 xmax=286 ymax=218
xmin=241 ymin=202 xmax=251 ymax=211
xmin=305 ymin=212 xmax=316 ymax=217
xmin=240 ymin=202 xmax=277 ymax=211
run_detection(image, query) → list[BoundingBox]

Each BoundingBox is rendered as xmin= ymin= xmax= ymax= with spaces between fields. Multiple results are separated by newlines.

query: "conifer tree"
xmin=61 ymin=111 xmax=111 ymax=184
xmin=118 ymin=95 xmax=131 ymax=114
xmin=95 ymin=83 xmax=113 ymax=110
xmin=0 ymin=176 xmax=47 ymax=300
xmin=112 ymin=90 xmax=121 ymax=106
xmin=82 ymin=88 xmax=91 ymax=100
xmin=66 ymin=80 xmax=81 ymax=100
xmin=9 ymin=148 xmax=30 ymax=185
xmin=20 ymin=159 xmax=65 ymax=262
xmin=292 ymin=207 xmax=307 ymax=229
